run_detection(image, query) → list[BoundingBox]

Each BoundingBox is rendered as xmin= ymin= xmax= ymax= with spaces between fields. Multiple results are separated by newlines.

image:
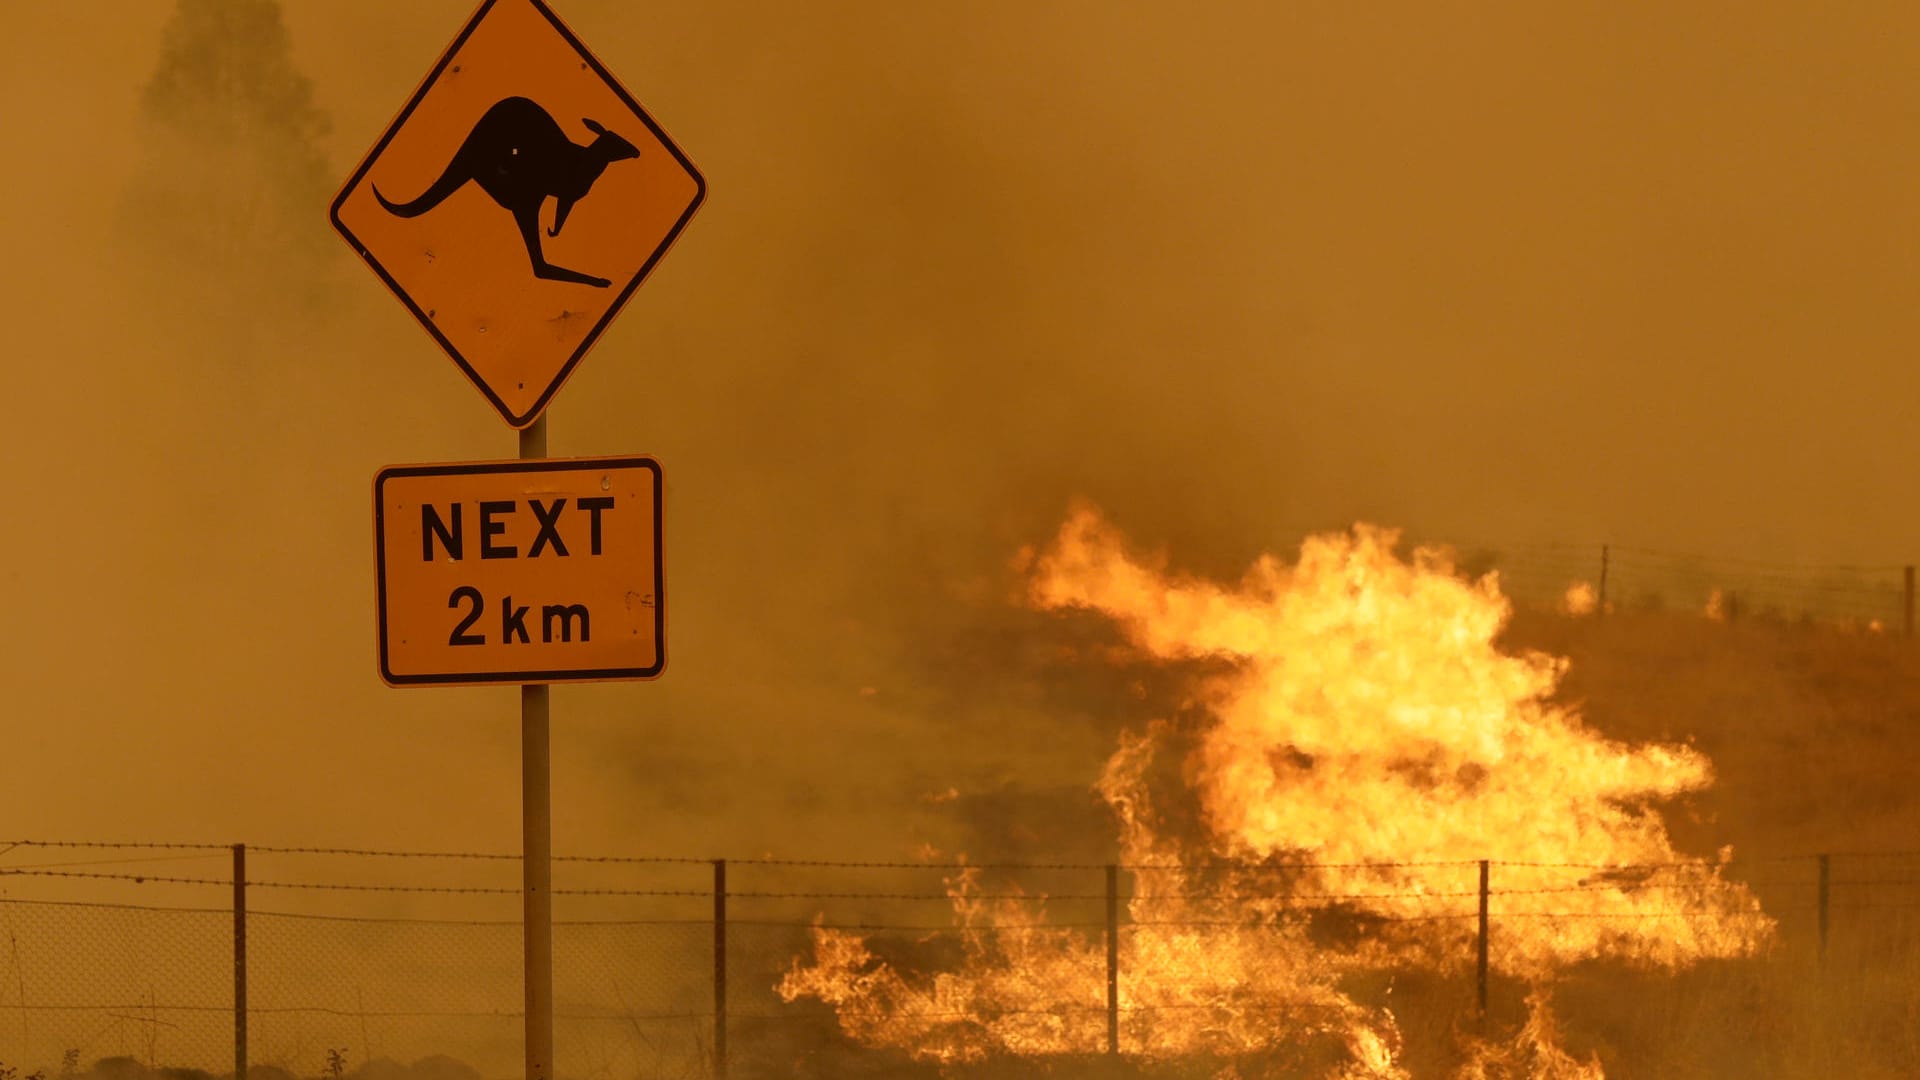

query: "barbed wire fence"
xmin=4 ymin=843 xmax=1920 ymax=1078
xmin=1432 ymin=538 xmax=1917 ymax=631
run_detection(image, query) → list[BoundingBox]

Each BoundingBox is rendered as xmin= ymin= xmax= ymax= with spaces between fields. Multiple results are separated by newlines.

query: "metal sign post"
xmin=335 ymin=4 xmax=704 ymax=1078
xmin=519 ymin=416 xmax=553 ymax=1080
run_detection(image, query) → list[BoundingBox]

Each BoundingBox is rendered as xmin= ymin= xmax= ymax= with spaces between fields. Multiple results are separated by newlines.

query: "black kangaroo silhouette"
xmin=373 ymin=96 xmax=640 ymax=288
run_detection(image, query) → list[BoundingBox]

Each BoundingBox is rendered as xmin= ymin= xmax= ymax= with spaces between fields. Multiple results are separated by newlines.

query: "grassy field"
xmin=743 ymin=602 xmax=1920 ymax=1078
xmin=8 ymin=606 xmax=1920 ymax=1079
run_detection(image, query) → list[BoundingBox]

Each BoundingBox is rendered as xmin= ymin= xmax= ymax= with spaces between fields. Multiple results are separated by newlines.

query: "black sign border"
xmin=329 ymin=0 xmax=707 ymax=429
xmin=374 ymin=456 xmax=665 ymax=686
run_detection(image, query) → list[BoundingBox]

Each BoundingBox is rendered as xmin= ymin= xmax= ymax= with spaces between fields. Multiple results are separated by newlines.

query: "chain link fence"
xmin=0 ymin=897 xmax=233 ymax=1071
xmin=6 ymin=847 xmax=1920 ymax=1077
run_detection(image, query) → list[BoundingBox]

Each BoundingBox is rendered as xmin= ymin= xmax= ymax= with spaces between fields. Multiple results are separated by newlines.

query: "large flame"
xmin=781 ymin=506 xmax=1773 ymax=1074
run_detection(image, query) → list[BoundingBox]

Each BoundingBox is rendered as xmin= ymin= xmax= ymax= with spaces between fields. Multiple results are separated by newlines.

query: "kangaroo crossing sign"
xmin=374 ymin=457 xmax=664 ymax=685
xmin=331 ymin=0 xmax=705 ymax=428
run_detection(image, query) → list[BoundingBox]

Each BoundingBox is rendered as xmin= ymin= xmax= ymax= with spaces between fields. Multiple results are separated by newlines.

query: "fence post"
xmin=713 ymin=859 xmax=727 ymax=1080
xmin=233 ymin=843 xmax=246 ymax=1080
xmin=1598 ymin=545 xmax=1610 ymax=616
xmin=1904 ymin=567 xmax=1914 ymax=638
xmin=1476 ymin=860 xmax=1489 ymax=1017
xmin=1817 ymin=854 xmax=1830 ymax=962
xmin=1105 ymin=864 xmax=1119 ymax=1056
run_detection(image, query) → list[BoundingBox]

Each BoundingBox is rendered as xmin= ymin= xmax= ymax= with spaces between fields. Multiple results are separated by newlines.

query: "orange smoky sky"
xmin=1 ymin=2 xmax=1917 ymax=862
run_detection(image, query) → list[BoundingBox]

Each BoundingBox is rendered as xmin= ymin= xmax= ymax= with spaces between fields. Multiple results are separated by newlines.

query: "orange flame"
xmin=1563 ymin=581 xmax=1597 ymax=616
xmin=1456 ymin=989 xmax=1604 ymax=1079
xmin=781 ymin=505 xmax=1772 ymax=1074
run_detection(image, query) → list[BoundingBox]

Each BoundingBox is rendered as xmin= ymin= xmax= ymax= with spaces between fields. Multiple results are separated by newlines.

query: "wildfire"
xmin=1562 ymin=581 xmax=1597 ymax=616
xmin=780 ymin=505 xmax=1773 ymax=1075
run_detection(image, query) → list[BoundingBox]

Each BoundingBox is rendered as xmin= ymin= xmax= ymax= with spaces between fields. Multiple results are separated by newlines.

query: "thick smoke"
xmin=2 ymin=0 xmax=1919 ymax=895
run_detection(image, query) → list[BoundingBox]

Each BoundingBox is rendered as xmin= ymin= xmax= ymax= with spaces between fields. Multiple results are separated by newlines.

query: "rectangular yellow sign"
xmin=374 ymin=457 xmax=662 ymax=686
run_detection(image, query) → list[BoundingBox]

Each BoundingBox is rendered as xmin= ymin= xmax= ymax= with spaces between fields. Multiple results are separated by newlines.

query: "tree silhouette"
xmin=120 ymin=0 xmax=335 ymax=331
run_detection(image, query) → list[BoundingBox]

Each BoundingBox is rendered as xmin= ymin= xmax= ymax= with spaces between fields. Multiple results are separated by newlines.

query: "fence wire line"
xmin=25 ymin=902 xmax=1801 ymax=928
xmin=14 ymin=844 xmax=1919 ymax=874
xmin=5 ymin=1003 xmax=708 ymax=1023
xmin=1300 ymin=530 xmax=1909 ymax=576
xmin=3 ymin=850 xmax=1909 ymax=1078
xmin=1602 ymin=543 xmax=1906 ymax=574
xmin=0 ymin=870 xmax=1801 ymax=904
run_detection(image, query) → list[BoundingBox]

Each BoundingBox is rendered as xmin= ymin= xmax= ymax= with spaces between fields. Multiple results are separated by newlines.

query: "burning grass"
xmin=781 ymin=506 xmax=1783 ymax=1077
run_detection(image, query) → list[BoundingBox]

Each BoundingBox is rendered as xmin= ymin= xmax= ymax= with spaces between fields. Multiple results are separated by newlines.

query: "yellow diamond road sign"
xmin=331 ymin=0 xmax=705 ymax=428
